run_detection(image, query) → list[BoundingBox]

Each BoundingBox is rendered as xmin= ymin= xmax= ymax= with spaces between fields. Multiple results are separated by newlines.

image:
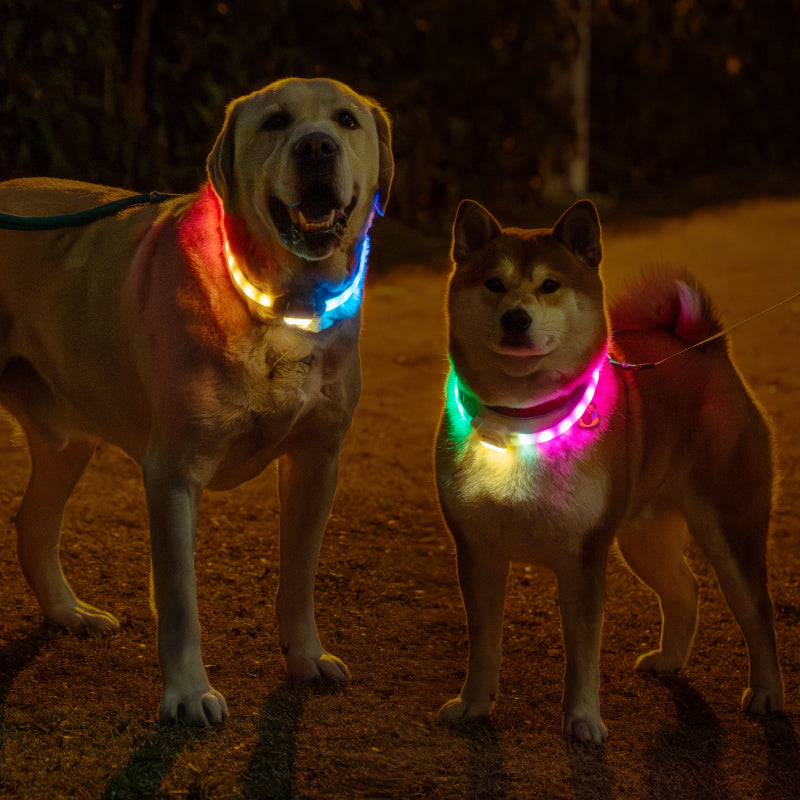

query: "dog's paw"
xmin=44 ymin=600 xmax=120 ymax=635
xmin=285 ymin=651 xmax=350 ymax=684
xmin=158 ymin=686 xmax=228 ymax=727
xmin=563 ymin=714 xmax=608 ymax=745
xmin=437 ymin=696 xmax=492 ymax=723
xmin=634 ymin=649 xmax=682 ymax=675
xmin=742 ymin=686 xmax=784 ymax=716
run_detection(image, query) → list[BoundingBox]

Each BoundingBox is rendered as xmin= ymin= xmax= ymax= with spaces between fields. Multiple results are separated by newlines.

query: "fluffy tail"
xmin=610 ymin=271 xmax=723 ymax=345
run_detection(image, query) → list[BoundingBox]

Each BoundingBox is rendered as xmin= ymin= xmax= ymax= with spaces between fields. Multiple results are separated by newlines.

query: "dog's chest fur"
xmin=200 ymin=320 xmax=358 ymax=487
xmin=438 ymin=431 xmax=611 ymax=561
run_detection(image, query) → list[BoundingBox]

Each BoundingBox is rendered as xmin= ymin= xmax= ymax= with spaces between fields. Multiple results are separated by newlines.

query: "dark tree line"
xmin=1 ymin=0 xmax=798 ymax=228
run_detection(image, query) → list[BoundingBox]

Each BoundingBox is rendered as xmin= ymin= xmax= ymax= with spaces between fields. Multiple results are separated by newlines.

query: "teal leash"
xmin=0 ymin=191 xmax=178 ymax=231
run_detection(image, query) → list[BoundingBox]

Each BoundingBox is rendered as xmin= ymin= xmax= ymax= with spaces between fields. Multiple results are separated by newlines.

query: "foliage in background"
xmin=1 ymin=0 xmax=798 ymax=229
xmin=591 ymin=0 xmax=800 ymax=206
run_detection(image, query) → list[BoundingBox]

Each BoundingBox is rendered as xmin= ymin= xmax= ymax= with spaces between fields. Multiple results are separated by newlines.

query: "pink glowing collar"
xmin=452 ymin=367 xmax=601 ymax=452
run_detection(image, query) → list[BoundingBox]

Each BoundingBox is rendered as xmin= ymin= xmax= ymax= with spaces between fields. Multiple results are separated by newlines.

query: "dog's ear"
xmin=451 ymin=200 xmax=502 ymax=264
xmin=371 ymin=104 xmax=394 ymax=216
xmin=552 ymin=200 xmax=602 ymax=270
xmin=207 ymin=97 xmax=240 ymax=210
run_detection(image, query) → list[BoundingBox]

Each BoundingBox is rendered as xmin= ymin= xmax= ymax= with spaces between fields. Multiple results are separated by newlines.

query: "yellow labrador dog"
xmin=0 ymin=77 xmax=393 ymax=725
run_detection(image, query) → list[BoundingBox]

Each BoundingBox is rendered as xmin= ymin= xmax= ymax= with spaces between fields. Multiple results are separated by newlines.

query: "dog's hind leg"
xmin=15 ymin=434 xmax=120 ymax=633
xmin=687 ymin=499 xmax=783 ymax=715
xmin=616 ymin=508 xmax=699 ymax=674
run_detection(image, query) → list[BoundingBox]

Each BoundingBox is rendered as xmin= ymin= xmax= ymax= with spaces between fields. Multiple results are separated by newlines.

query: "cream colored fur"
xmin=0 ymin=77 xmax=393 ymax=725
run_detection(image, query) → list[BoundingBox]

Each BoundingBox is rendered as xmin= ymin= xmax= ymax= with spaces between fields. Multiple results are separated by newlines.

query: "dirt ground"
xmin=1 ymin=197 xmax=799 ymax=799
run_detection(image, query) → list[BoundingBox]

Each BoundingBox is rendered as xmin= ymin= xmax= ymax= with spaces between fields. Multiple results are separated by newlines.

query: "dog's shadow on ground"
xmin=566 ymin=737 xmax=614 ymax=800
xmin=642 ymin=674 xmax=800 ymax=799
xmin=757 ymin=713 xmax=800 ymax=800
xmin=96 ymin=684 xmax=308 ymax=800
xmin=102 ymin=724 xmax=213 ymax=800
xmin=241 ymin=682 xmax=316 ymax=800
xmin=0 ymin=624 xmax=60 ymax=743
xmin=453 ymin=717 xmax=612 ymax=799
xmin=450 ymin=720 xmax=511 ymax=800
xmin=1 ymin=624 xmax=215 ymax=800
xmin=0 ymin=625 xmax=53 ymax=700
xmin=102 ymin=682 xmax=316 ymax=800
xmin=642 ymin=674 xmax=728 ymax=798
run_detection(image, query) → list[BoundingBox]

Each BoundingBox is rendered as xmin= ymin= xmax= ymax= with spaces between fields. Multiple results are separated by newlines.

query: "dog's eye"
xmin=541 ymin=279 xmax=561 ymax=294
xmin=261 ymin=112 xmax=292 ymax=132
xmin=484 ymin=277 xmax=506 ymax=293
xmin=337 ymin=110 xmax=360 ymax=130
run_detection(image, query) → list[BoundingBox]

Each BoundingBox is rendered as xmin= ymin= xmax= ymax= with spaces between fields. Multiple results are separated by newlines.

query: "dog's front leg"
xmin=276 ymin=446 xmax=350 ymax=684
xmin=556 ymin=556 xmax=608 ymax=744
xmin=143 ymin=452 xmax=227 ymax=725
xmin=438 ymin=536 xmax=510 ymax=722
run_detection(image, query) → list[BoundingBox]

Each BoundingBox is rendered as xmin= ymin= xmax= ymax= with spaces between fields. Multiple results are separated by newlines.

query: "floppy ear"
xmin=451 ymin=199 xmax=502 ymax=264
xmin=552 ymin=199 xmax=602 ymax=270
xmin=370 ymin=104 xmax=394 ymax=216
xmin=207 ymin=97 xmax=240 ymax=209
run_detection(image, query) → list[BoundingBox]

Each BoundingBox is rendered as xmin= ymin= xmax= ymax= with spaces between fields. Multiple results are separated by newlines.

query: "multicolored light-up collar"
xmin=224 ymin=233 xmax=370 ymax=332
xmin=450 ymin=365 xmax=601 ymax=452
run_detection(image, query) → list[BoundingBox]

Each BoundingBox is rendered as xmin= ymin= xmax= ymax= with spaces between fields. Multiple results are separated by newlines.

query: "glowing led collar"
xmin=224 ymin=234 xmax=370 ymax=332
xmin=451 ymin=366 xmax=601 ymax=452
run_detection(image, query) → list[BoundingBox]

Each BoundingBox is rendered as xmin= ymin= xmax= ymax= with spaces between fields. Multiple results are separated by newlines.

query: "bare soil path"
xmin=1 ymin=197 xmax=799 ymax=798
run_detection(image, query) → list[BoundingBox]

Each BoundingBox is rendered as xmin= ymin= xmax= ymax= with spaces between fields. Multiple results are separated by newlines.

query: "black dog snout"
xmin=501 ymin=308 xmax=532 ymax=334
xmin=294 ymin=132 xmax=339 ymax=163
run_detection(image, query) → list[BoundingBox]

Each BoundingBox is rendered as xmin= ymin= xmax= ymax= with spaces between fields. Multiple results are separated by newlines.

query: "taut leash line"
xmin=610 ymin=289 xmax=800 ymax=371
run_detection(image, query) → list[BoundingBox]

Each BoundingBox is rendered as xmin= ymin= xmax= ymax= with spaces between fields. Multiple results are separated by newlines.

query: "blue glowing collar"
xmin=225 ymin=234 xmax=370 ymax=332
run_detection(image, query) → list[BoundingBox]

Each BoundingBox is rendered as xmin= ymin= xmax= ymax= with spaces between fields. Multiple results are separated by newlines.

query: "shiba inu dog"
xmin=435 ymin=198 xmax=784 ymax=743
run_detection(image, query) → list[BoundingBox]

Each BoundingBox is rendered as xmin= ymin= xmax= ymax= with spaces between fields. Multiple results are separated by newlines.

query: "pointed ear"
xmin=207 ymin=97 xmax=240 ymax=209
xmin=370 ymin=103 xmax=394 ymax=216
xmin=451 ymin=200 xmax=503 ymax=264
xmin=552 ymin=199 xmax=602 ymax=270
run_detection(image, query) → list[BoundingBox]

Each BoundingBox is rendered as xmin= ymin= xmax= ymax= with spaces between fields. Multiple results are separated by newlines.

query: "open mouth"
xmin=269 ymin=184 xmax=356 ymax=252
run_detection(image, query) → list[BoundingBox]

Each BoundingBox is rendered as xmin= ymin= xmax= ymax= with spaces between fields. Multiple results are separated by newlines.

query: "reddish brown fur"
xmin=611 ymin=271 xmax=723 ymax=345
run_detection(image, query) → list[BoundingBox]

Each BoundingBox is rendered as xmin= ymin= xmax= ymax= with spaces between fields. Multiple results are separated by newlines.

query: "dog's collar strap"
xmin=451 ymin=366 xmax=601 ymax=452
xmin=485 ymin=382 xmax=587 ymax=419
xmin=224 ymin=234 xmax=369 ymax=332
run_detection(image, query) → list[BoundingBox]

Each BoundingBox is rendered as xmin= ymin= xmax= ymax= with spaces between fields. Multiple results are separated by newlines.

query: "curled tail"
xmin=610 ymin=271 xmax=723 ymax=346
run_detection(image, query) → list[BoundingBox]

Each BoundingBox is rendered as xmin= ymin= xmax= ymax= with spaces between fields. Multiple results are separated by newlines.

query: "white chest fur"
xmin=443 ymin=434 xmax=611 ymax=556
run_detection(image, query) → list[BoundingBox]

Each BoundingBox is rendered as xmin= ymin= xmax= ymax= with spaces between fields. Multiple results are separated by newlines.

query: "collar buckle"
xmin=282 ymin=298 xmax=319 ymax=330
xmin=470 ymin=414 xmax=509 ymax=453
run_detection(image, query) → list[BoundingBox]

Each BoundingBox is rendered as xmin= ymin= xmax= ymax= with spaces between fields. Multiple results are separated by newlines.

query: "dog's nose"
xmin=293 ymin=132 xmax=339 ymax=162
xmin=501 ymin=308 xmax=532 ymax=334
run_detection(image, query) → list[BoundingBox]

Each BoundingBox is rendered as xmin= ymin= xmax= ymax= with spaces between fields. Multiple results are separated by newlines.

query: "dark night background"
xmin=1 ymin=0 xmax=799 ymax=229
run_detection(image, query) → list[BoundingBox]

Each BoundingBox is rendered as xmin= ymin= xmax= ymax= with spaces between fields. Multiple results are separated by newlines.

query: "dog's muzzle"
xmin=269 ymin=133 xmax=355 ymax=256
